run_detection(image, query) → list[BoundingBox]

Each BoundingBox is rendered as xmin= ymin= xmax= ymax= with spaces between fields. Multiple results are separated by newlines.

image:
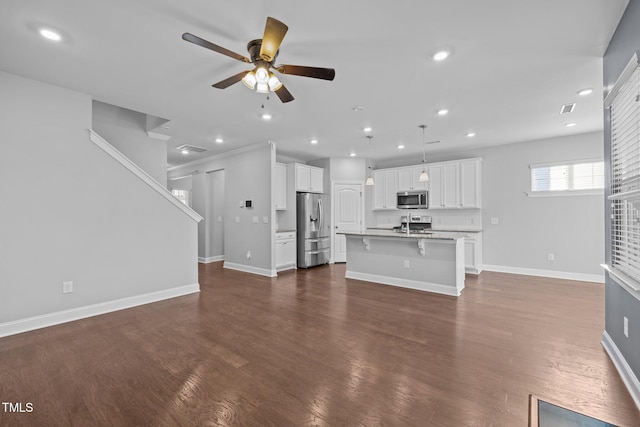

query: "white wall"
xmin=478 ymin=132 xmax=604 ymax=277
xmin=0 ymin=71 xmax=199 ymax=332
xmin=92 ymin=100 xmax=168 ymax=186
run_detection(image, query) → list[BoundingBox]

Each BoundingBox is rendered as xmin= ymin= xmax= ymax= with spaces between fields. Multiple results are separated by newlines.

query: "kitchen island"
xmin=339 ymin=229 xmax=466 ymax=296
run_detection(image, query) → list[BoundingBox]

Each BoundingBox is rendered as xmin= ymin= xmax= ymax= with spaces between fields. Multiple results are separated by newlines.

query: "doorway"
xmin=332 ymin=182 xmax=364 ymax=263
xmin=207 ymin=169 xmax=225 ymax=262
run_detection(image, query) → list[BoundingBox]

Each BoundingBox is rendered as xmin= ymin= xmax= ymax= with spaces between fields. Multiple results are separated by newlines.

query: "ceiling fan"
xmin=182 ymin=17 xmax=336 ymax=103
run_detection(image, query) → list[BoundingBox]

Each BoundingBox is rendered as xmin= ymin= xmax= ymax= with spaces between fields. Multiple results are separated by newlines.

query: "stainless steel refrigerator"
xmin=296 ymin=192 xmax=331 ymax=268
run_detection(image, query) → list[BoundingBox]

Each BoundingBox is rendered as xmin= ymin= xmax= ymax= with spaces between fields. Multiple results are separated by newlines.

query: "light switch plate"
xmin=252 ymin=216 xmax=259 ymax=223
xmin=490 ymin=217 xmax=499 ymax=225
xmin=263 ymin=216 xmax=269 ymax=223
xmin=235 ymin=216 xmax=240 ymax=223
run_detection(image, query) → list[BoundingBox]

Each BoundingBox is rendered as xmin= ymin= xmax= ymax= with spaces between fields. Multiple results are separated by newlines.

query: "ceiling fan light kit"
xmin=182 ymin=16 xmax=335 ymax=103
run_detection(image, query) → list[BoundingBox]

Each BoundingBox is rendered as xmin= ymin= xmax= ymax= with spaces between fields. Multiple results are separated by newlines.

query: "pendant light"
xmin=365 ymin=135 xmax=374 ymax=186
xmin=418 ymin=124 xmax=430 ymax=182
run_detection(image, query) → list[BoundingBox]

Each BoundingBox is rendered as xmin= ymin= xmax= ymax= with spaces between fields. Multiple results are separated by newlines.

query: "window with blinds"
xmin=608 ymin=54 xmax=640 ymax=288
xmin=530 ymin=161 xmax=604 ymax=194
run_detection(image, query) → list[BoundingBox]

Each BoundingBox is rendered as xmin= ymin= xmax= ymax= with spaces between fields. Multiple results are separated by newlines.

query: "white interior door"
xmin=333 ymin=183 xmax=363 ymax=263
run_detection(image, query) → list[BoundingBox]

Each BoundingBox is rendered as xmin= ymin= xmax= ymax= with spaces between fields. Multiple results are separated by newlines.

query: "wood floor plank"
xmin=0 ymin=263 xmax=639 ymax=426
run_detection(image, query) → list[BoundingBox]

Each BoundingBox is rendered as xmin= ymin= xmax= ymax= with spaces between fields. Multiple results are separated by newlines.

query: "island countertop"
xmin=338 ymin=229 xmax=467 ymax=241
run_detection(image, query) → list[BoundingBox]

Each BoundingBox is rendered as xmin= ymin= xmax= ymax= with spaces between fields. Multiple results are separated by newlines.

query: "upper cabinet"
xmin=275 ymin=163 xmax=287 ymax=210
xmin=373 ymin=157 xmax=482 ymax=211
xmin=293 ymin=163 xmax=324 ymax=193
xmin=459 ymin=158 xmax=482 ymax=209
xmin=373 ymin=169 xmax=398 ymax=209
xmin=429 ymin=158 xmax=481 ymax=209
xmin=397 ymin=166 xmax=428 ymax=191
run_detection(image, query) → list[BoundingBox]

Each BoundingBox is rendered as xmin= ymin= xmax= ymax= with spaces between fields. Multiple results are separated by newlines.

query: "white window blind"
xmin=609 ymin=55 xmax=640 ymax=286
xmin=529 ymin=161 xmax=604 ymax=195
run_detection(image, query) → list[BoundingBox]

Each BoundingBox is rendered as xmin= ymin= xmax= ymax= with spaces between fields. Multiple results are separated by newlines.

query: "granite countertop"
xmin=339 ymin=229 xmax=467 ymax=241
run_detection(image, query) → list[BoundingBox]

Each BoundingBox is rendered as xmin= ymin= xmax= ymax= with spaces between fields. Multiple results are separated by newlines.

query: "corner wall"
xmin=168 ymin=143 xmax=275 ymax=276
xmin=0 ymin=71 xmax=199 ymax=335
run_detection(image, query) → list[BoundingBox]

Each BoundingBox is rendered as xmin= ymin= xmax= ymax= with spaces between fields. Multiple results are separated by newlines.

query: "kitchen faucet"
xmin=406 ymin=212 xmax=411 ymax=236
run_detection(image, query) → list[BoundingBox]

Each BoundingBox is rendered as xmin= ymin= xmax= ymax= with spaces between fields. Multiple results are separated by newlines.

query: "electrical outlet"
xmin=246 ymin=250 xmax=251 ymax=260
xmin=404 ymin=260 xmax=410 ymax=268
xmin=263 ymin=216 xmax=269 ymax=224
xmin=218 ymin=216 xmax=222 ymax=222
xmin=490 ymin=217 xmax=499 ymax=225
xmin=547 ymin=253 xmax=555 ymax=261
xmin=252 ymin=216 xmax=259 ymax=224
xmin=62 ymin=281 xmax=73 ymax=294
xmin=235 ymin=216 xmax=240 ymax=223
xmin=624 ymin=316 xmax=629 ymax=338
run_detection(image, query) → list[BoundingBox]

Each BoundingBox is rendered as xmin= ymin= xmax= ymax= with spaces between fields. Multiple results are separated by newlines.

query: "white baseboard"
xmin=223 ymin=262 xmax=277 ymax=277
xmin=482 ymin=264 xmax=604 ymax=283
xmin=0 ymin=283 xmax=200 ymax=338
xmin=345 ymin=270 xmax=461 ymax=297
xmin=199 ymin=255 xmax=224 ymax=264
xmin=276 ymin=264 xmax=297 ymax=273
xmin=601 ymin=330 xmax=640 ymax=411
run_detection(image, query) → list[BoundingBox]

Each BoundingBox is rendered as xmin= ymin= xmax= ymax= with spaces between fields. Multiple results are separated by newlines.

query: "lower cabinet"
xmin=276 ymin=231 xmax=296 ymax=271
xmin=464 ymin=232 xmax=482 ymax=274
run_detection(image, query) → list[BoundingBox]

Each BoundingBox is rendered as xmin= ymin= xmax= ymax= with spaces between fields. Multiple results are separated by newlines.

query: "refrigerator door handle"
xmin=318 ymin=198 xmax=323 ymax=232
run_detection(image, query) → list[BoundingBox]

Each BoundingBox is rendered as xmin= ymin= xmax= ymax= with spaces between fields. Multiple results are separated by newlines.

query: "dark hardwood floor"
xmin=1 ymin=263 xmax=638 ymax=426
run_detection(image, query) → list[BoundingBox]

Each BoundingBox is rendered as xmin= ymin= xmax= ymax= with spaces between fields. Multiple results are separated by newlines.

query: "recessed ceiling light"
xmin=215 ymin=137 xmax=224 ymax=143
xmin=261 ymin=113 xmax=272 ymax=120
xmin=565 ymin=122 xmax=577 ymax=127
xmin=577 ymin=88 xmax=593 ymax=96
xmin=466 ymin=132 xmax=476 ymax=137
xmin=363 ymin=127 xmax=372 ymax=133
xmin=437 ymin=109 xmax=449 ymax=116
xmin=433 ymin=50 xmax=450 ymax=61
xmin=352 ymin=106 xmax=365 ymax=112
xmin=181 ymin=149 xmax=189 ymax=155
xmin=350 ymin=152 xmax=356 ymax=157
xmin=397 ymin=144 xmax=405 ymax=149
xmin=39 ymin=28 xmax=62 ymax=41
xmin=310 ymin=139 xmax=318 ymax=144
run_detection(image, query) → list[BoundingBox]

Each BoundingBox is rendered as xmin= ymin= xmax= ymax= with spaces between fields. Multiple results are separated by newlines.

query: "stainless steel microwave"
xmin=397 ymin=190 xmax=428 ymax=209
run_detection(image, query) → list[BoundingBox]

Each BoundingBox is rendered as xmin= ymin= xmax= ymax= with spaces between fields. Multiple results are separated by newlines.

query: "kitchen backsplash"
xmin=372 ymin=209 xmax=482 ymax=230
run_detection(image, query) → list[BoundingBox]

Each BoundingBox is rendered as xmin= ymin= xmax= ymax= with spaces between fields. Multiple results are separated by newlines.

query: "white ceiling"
xmin=0 ymin=0 xmax=628 ymax=168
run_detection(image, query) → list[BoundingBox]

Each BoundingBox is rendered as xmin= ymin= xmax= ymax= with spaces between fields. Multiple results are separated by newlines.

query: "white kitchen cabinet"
xmin=459 ymin=158 xmax=482 ymax=208
xmin=429 ymin=158 xmax=481 ymax=209
xmin=276 ymin=231 xmax=296 ymax=271
xmin=275 ymin=163 xmax=287 ymax=210
xmin=397 ymin=166 xmax=428 ymax=191
xmin=294 ymin=164 xmax=324 ymax=193
xmin=464 ymin=232 xmax=482 ymax=274
xmin=429 ymin=162 xmax=459 ymax=209
xmin=373 ymin=169 xmax=398 ymax=209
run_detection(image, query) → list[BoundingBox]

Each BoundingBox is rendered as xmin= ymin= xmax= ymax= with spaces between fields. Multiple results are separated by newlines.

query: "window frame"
xmin=527 ymin=158 xmax=605 ymax=197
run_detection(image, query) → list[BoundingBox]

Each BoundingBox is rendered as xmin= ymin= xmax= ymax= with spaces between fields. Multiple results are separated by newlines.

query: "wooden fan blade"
xmin=212 ymin=71 xmax=250 ymax=89
xmin=182 ymin=33 xmax=251 ymax=63
xmin=259 ymin=17 xmax=288 ymax=62
xmin=274 ymin=85 xmax=294 ymax=103
xmin=276 ymin=64 xmax=335 ymax=81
